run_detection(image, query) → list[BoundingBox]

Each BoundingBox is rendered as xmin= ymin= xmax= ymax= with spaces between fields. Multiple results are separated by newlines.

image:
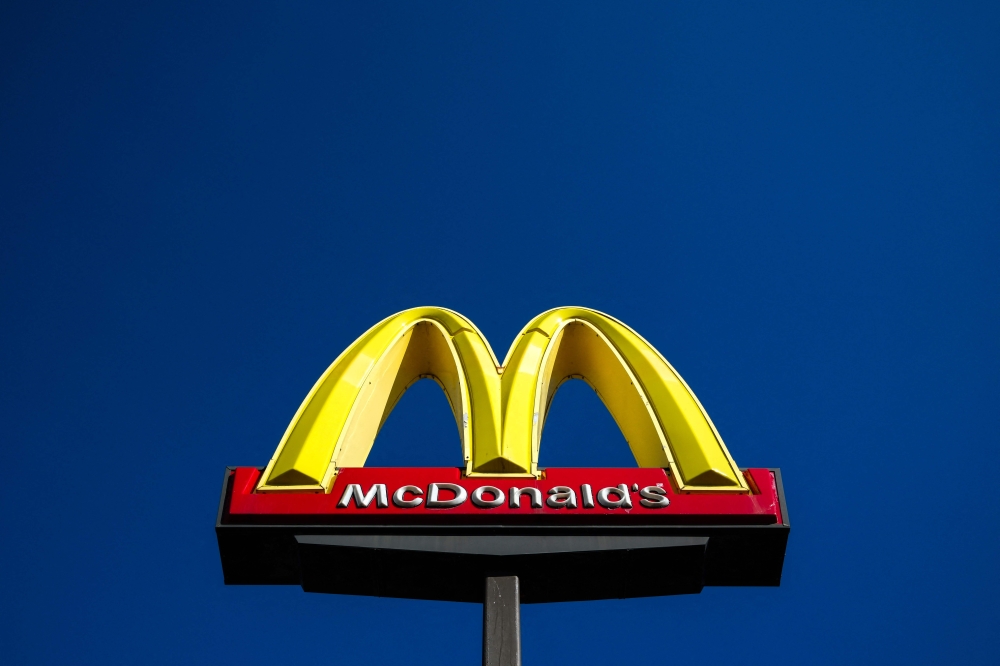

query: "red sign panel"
xmin=223 ymin=467 xmax=782 ymax=526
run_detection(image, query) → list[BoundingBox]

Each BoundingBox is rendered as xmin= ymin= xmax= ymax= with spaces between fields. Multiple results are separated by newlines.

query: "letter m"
xmin=337 ymin=483 xmax=388 ymax=509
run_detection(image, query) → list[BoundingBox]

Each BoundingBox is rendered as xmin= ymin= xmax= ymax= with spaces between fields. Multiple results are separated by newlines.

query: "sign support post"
xmin=483 ymin=576 xmax=521 ymax=666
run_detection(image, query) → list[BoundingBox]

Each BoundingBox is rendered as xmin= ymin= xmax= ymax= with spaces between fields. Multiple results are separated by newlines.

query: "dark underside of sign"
xmin=215 ymin=467 xmax=789 ymax=603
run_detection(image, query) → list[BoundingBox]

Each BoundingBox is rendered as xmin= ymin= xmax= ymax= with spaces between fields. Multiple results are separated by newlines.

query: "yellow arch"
xmin=257 ymin=307 xmax=747 ymax=493
xmin=256 ymin=307 xmax=512 ymax=493
xmin=500 ymin=308 xmax=745 ymax=490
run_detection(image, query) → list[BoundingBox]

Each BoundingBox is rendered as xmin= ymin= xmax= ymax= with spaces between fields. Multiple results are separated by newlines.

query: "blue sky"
xmin=1 ymin=2 xmax=997 ymax=664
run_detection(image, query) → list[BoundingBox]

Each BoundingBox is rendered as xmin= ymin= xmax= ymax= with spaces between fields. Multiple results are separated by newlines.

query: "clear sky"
xmin=1 ymin=2 xmax=997 ymax=664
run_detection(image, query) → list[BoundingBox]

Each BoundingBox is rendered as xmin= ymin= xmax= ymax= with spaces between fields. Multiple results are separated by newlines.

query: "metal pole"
xmin=483 ymin=576 xmax=521 ymax=666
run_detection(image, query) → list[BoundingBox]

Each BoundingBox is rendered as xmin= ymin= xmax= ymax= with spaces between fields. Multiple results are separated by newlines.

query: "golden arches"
xmin=257 ymin=307 xmax=747 ymax=493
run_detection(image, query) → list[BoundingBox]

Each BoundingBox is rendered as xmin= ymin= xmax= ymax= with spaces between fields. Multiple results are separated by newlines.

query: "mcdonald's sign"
xmin=217 ymin=307 xmax=789 ymax=603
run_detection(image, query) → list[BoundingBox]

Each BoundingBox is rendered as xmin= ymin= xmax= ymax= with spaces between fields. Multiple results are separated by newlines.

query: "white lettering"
xmin=509 ymin=487 xmax=543 ymax=509
xmin=427 ymin=482 xmax=467 ymax=508
xmin=337 ymin=483 xmax=388 ymax=509
xmin=638 ymin=485 xmax=670 ymax=508
xmin=336 ymin=480 xmax=662 ymax=511
xmin=392 ymin=485 xmax=423 ymax=508
xmin=546 ymin=486 xmax=578 ymax=509
xmin=471 ymin=485 xmax=505 ymax=508
xmin=596 ymin=484 xmax=633 ymax=509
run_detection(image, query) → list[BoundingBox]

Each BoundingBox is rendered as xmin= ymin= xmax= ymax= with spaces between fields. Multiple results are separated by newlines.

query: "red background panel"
xmin=223 ymin=467 xmax=781 ymax=526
